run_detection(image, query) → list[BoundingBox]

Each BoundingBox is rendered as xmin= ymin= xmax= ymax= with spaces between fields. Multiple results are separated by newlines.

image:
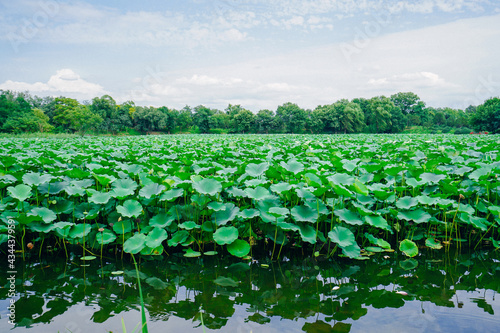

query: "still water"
xmin=1 ymin=249 xmax=499 ymax=332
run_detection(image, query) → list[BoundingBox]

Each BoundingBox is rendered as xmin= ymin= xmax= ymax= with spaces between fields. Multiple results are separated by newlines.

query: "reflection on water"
xmin=1 ymin=249 xmax=499 ymax=332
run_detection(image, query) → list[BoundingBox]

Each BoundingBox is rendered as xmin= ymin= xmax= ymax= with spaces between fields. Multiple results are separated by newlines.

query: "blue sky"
xmin=1 ymin=0 xmax=499 ymax=111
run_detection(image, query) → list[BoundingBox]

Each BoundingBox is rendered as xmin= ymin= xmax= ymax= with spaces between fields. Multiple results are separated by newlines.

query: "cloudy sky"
xmin=1 ymin=0 xmax=499 ymax=111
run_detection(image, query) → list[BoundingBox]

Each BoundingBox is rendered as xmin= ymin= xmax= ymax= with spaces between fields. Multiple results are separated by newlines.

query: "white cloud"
xmin=0 ymin=69 xmax=106 ymax=97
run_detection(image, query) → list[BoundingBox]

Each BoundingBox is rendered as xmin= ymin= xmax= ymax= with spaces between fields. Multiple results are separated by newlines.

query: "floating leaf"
xmin=400 ymin=239 xmax=418 ymax=257
xmin=227 ymin=239 xmax=251 ymax=257
xmin=425 ymin=238 xmax=443 ymax=249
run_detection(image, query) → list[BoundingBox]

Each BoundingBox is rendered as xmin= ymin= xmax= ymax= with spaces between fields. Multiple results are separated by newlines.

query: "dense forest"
xmin=0 ymin=90 xmax=498 ymax=135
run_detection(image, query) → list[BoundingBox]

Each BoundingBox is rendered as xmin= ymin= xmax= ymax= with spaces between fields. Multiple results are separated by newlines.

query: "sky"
xmin=1 ymin=0 xmax=500 ymax=112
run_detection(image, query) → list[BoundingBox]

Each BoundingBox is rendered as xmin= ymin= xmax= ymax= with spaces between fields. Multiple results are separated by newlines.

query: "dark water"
xmin=1 ymin=249 xmax=499 ymax=333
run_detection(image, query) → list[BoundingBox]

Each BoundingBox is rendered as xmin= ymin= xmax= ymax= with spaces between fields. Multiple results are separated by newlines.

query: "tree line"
xmin=0 ymin=90 xmax=498 ymax=135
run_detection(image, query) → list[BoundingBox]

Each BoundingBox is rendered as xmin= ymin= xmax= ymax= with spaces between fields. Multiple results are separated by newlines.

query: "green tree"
xmin=232 ymin=109 xmax=256 ymax=133
xmin=193 ymin=105 xmax=213 ymax=133
xmin=276 ymin=102 xmax=307 ymax=133
xmin=177 ymin=106 xmax=193 ymax=132
xmin=52 ymin=97 xmax=81 ymax=131
xmin=470 ymin=97 xmax=500 ymax=133
xmin=68 ymin=106 xmax=103 ymax=136
xmin=256 ymin=109 xmax=275 ymax=133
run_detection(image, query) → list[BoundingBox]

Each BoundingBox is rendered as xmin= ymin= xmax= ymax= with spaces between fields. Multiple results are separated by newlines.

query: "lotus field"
xmin=1 ymin=134 xmax=499 ymax=261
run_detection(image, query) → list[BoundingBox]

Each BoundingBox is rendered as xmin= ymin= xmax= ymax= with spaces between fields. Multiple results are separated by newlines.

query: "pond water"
xmin=1 ymin=249 xmax=499 ymax=332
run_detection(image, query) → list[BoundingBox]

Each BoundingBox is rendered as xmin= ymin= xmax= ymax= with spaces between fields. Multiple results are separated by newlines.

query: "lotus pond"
xmin=0 ymin=134 xmax=499 ymax=330
xmin=1 ymin=249 xmax=499 ymax=332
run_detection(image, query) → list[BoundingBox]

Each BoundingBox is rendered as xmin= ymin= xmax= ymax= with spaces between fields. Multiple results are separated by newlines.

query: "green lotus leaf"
xmin=352 ymin=179 xmax=369 ymax=196
xmin=396 ymin=196 xmax=419 ymax=210
xmin=330 ymin=184 xmax=353 ymax=197
xmin=277 ymin=222 xmax=300 ymax=231
xmin=111 ymin=178 xmax=138 ymax=198
xmin=139 ymin=183 xmax=166 ymax=199
xmin=328 ymin=226 xmax=356 ymax=248
xmin=81 ymin=256 xmax=96 ymax=261
xmin=160 ymin=188 xmax=184 ymax=202
xmin=406 ymin=178 xmax=425 ymax=187
xmin=178 ymin=221 xmax=200 ymax=230
xmin=29 ymin=222 xmax=55 ymax=233
xmin=297 ymin=222 xmax=316 ymax=244
xmin=93 ymin=173 xmax=116 ymax=187
xmin=213 ymin=203 xmax=240 ymax=226
xmin=269 ymin=207 xmax=290 ymax=218
xmin=418 ymin=172 xmax=446 ymax=184
xmin=245 ymin=186 xmax=274 ymax=201
xmin=469 ymin=166 xmax=492 ymax=181
xmin=145 ymin=227 xmax=168 ymax=248
xmin=22 ymin=172 xmax=53 ymax=186
xmin=96 ymin=229 xmax=116 ymax=245
xmin=303 ymin=173 xmax=322 ymax=187
xmin=7 ymin=184 xmax=32 ymax=202
xmin=341 ymin=243 xmax=362 ymax=259
xmin=246 ymin=162 xmax=269 ymax=178
xmin=328 ymin=173 xmax=355 ymax=186
xmin=117 ymin=200 xmax=142 ymax=218
xmin=397 ymin=209 xmax=432 ymax=224
xmin=207 ymin=201 xmax=226 ymax=211
xmin=28 ymin=207 xmax=57 ymax=223
xmin=425 ymin=238 xmax=443 ymax=249
xmin=213 ymin=226 xmax=238 ymax=245
xmin=167 ymin=230 xmax=190 ymax=247
xmin=87 ymin=190 xmax=112 ymax=205
xmin=149 ymin=213 xmax=175 ymax=228
xmin=364 ymin=215 xmax=392 ymax=232
xmin=192 ymin=178 xmax=222 ymax=196
xmin=280 ymin=160 xmax=304 ymax=174
xmin=213 ymin=276 xmax=239 ymax=287
xmin=227 ymin=239 xmax=251 ymax=257
xmin=334 ymin=208 xmax=363 ymax=225
xmin=183 ymin=248 xmax=201 ymax=258
xmin=416 ymin=195 xmax=439 ymax=206
xmin=238 ymin=208 xmax=260 ymax=219
xmin=68 ymin=223 xmax=92 ymax=239
xmin=399 ymin=239 xmax=418 ymax=257
xmin=365 ymin=246 xmax=384 ymax=253
xmin=291 ymin=205 xmax=317 ymax=223
xmin=123 ymin=233 xmax=146 ymax=254
xmin=113 ymin=219 xmax=132 ymax=234
xmin=270 ymin=182 xmax=292 ymax=194
xmin=225 ymin=187 xmax=247 ymax=198
xmin=65 ymin=185 xmax=86 ymax=197
xmin=385 ymin=165 xmax=403 ymax=176
xmin=364 ymin=233 xmax=391 ymax=249
xmin=488 ymin=205 xmax=500 ymax=215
